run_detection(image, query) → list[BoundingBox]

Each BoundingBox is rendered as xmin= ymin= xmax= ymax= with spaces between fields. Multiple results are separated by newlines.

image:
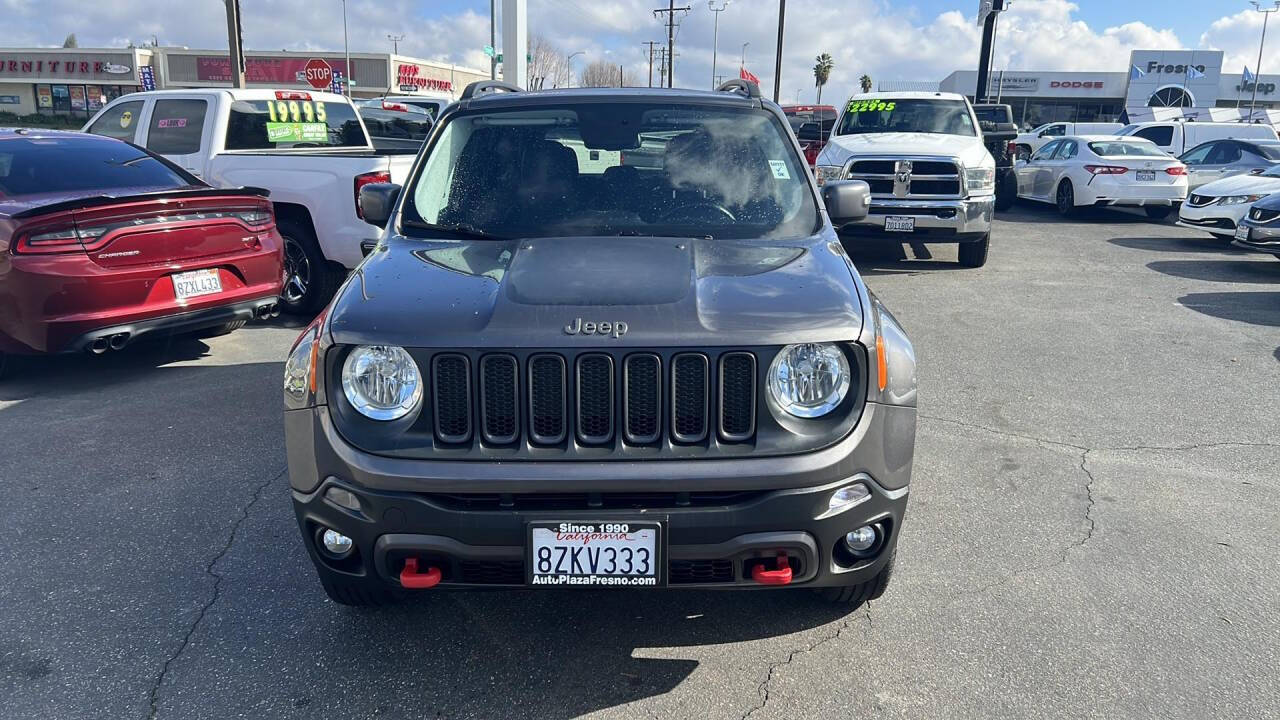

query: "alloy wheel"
xmin=282 ymin=237 xmax=311 ymax=305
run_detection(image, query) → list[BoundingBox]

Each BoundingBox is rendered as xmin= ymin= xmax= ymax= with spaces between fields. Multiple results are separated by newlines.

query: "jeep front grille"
xmin=846 ymin=157 xmax=962 ymax=198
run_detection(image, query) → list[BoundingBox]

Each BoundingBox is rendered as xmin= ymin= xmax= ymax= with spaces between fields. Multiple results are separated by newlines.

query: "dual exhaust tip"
xmin=255 ymin=302 xmax=281 ymax=320
xmin=89 ymin=333 xmax=130 ymax=355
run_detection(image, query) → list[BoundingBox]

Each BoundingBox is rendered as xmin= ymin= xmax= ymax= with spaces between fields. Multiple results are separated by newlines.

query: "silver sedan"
xmin=1178 ymin=139 xmax=1280 ymax=191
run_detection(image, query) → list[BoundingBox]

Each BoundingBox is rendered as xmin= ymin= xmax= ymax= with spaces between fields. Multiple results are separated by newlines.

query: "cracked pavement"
xmin=2 ymin=204 xmax=1278 ymax=719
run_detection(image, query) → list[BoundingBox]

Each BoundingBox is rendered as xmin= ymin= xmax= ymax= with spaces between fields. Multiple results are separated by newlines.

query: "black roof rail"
xmin=716 ymin=79 xmax=760 ymax=99
xmin=460 ymin=80 xmax=523 ymax=100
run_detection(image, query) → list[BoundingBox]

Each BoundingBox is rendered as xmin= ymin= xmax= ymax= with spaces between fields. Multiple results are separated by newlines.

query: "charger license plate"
xmin=884 ymin=216 xmax=915 ymax=232
xmin=172 ymin=268 xmax=222 ymax=301
xmin=528 ymin=521 xmax=663 ymax=587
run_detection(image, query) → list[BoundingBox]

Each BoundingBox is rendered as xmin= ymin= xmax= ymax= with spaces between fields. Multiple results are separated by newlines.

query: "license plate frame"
xmin=1235 ymin=224 xmax=1250 ymax=241
xmin=172 ymin=268 xmax=223 ymax=301
xmin=884 ymin=216 xmax=915 ymax=232
xmin=1136 ymin=170 xmax=1156 ymax=182
xmin=527 ymin=520 xmax=664 ymax=588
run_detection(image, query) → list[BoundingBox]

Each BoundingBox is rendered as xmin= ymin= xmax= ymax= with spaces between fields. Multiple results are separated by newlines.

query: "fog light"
xmin=324 ymin=486 xmax=362 ymax=512
xmin=320 ymin=528 xmax=353 ymax=557
xmin=827 ymin=483 xmax=871 ymax=514
xmin=844 ymin=525 xmax=878 ymax=553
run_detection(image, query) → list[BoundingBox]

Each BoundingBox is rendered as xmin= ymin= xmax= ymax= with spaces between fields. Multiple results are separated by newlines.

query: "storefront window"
xmin=51 ymin=85 xmax=70 ymax=113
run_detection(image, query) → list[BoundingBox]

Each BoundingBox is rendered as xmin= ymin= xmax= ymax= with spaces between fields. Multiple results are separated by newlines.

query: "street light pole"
xmin=772 ymin=0 xmax=785 ymax=103
xmin=709 ymin=1 xmax=730 ymax=90
xmin=387 ymin=34 xmax=404 ymax=56
xmin=1249 ymin=1 xmax=1280 ymax=122
xmin=490 ymin=0 xmax=497 ymax=80
xmin=741 ymin=41 xmax=749 ymax=73
xmin=341 ymin=0 xmax=351 ymax=94
xmin=567 ymin=51 xmax=584 ymax=88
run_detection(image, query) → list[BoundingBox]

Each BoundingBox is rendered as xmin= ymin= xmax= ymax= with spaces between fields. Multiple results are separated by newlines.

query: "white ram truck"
xmin=813 ymin=91 xmax=995 ymax=267
xmin=84 ymin=89 xmax=417 ymax=312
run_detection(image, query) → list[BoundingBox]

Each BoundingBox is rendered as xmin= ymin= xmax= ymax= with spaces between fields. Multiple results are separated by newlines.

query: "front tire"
xmin=994 ymin=172 xmax=1016 ymax=211
xmin=818 ymin=550 xmax=896 ymax=605
xmin=1144 ymin=205 xmax=1173 ymax=220
xmin=958 ymin=233 xmax=990 ymax=268
xmin=279 ymin=219 xmax=343 ymax=316
xmin=1055 ymin=179 xmax=1077 ymax=217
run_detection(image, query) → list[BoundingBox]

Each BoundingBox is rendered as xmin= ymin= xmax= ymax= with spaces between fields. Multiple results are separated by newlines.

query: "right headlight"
xmin=767 ymin=343 xmax=851 ymax=418
xmin=814 ymin=164 xmax=846 ymax=187
xmin=341 ymin=345 xmax=423 ymax=421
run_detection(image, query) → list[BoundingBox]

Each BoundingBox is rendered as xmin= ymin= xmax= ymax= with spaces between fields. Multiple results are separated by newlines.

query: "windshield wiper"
xmin=402 ymin=220 xmax=509 ymax=241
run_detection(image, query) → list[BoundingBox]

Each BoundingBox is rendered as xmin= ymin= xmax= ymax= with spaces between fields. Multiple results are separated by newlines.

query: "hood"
xmin=328 ymin=234 xmax=865 ymax=349
xmin=820 ymin=131 xmax=991 ymax=167
xmin=1193 ymin=173 xmax=1280 ymax=198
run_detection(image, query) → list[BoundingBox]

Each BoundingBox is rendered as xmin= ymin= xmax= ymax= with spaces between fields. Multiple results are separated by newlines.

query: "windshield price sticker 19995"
xmin=528 ymin=521 xmax=663 ymax=587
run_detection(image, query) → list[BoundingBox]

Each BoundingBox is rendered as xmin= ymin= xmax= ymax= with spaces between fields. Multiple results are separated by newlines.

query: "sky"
xmin=2 ymin=0 xmax=1279 ymax=104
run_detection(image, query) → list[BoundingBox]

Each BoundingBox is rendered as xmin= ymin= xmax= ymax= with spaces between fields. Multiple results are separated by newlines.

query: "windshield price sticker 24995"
xmin=847 ymin=100 xmax=897 ymax=113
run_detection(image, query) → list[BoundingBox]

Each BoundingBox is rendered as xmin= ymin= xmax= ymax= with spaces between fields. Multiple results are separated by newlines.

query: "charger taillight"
xmin=354 ymin=171 xmax=392 ymax=219
xmin=12 ymin=224 xmax=88 ymax=254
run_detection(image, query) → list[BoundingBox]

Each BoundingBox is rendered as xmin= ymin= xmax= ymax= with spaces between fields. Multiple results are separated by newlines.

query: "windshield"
xmin=401 ymin=102 xmax=819 ymax=240
xmin=1253 ymin=143 xmax=1280 ymax=160
xmin=224 ymin=99 xmax=368 ymax=150
xmin=835 ymin=99 xmax=976 ymax=137
xmin=1087 ymin=141 xmax=1168 ymax=158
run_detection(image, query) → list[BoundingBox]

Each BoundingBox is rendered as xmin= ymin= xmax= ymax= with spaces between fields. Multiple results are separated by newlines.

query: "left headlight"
xmin=1219 ymin=194 xmax=1268 ymax=205
xmin=341 ymin=345 xmax=423 ymax=421
xmin=814 ymin=164 xmax=846 ymax=187
xmin=965 ymin=166 xmax=995 ymax=195
xmin=767 ymin=343 xmax=851 ymax=418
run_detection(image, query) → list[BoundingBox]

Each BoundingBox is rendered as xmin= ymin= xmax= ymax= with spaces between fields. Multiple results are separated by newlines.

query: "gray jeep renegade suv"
xmin=283 ymin=80 xmax=917 ymax=607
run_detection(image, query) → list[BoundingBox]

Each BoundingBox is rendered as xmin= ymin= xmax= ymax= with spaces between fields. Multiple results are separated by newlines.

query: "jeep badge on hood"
xmin=564 ymin=317 xmax=629 ymax=339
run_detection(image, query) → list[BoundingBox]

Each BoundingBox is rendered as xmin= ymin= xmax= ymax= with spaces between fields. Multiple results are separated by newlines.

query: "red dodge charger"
xmin=0 ymin=129 xmax=285 ymax=378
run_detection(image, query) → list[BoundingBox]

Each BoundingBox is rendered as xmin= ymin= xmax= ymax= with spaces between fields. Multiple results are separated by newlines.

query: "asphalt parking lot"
xmin=2 ymin=203 xmax=1278 ymax=719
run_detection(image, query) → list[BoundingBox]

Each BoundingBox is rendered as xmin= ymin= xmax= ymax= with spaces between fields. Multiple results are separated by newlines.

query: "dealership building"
xmin=931 ymin=49 xmax=1280 ymax=129
xmin=0 ymin=47 xmax=487 ymax=120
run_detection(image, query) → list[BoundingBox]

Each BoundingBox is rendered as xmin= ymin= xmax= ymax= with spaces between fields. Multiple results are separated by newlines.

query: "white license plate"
xmin=528 ymin=521 xmax=661 ymax=587
xmin=1236 ymin=224 xmax=1250 ymax=241
xmin=1136 ymin=170 xmax=1156 ymax=182
xmin=172 ymin=269 xmax=222 ymax=301
xmin=884 ymin=216 xmax=915 ymax=232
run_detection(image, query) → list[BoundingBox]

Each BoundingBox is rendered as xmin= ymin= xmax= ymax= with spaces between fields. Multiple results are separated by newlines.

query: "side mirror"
xmin=822 ymin=180 xmax=872 ymax=227
xmin=358 ymin=182 xmax=402 ymax=228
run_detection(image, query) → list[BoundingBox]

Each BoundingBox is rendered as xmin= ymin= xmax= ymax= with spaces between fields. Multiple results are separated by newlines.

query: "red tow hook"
xmin=751 ymin=552 xmax=793 ymax=586
xmin=399 ymin=557 xmax=442 ymax=589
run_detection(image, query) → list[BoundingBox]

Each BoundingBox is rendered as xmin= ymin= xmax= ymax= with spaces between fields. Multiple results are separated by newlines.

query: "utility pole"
xmin=489 ymin=0 xmax=497 ymax=80
xmin=341 ymin=0 xmax=351 ymax=94
xmin=223 ymin=0 xmax=245 ymax=89
xmin=654 ymin=2 xmax=690 ymax=88
xmin=772 ymin=0 xmax=785 ymax=102
xmin=741 ymin=41 xmax=749 ymax=72
xmin=387 ymin=34 xmax=404 ymax=55
xmin=643 ymin=41 xmax=659 ymax=87
xmin=1250 ymin=1 xmax=1280 ymax=122
xmin=709 ymin=1 xmax=731 ymax=90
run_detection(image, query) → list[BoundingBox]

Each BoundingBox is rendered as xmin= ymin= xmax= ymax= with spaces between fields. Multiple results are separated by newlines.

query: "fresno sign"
xmin=395 ymin=64 xmax=452 ymax=93
xmin=1145 ymin=61 xmax=1207 ymax=75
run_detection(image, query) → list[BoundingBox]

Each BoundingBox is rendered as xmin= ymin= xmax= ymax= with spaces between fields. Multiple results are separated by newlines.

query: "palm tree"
xmin=813 ymin=53 xmax=834 ymax=105
xmin=859 ymin=74 xmax=873 ymax=93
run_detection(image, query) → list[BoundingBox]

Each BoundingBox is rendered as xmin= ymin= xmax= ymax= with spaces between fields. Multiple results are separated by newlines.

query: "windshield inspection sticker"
xmin=266 ymin=122 xmax=327 ymax=143
xmin=768 ymin=160 xmax=790 ymax=179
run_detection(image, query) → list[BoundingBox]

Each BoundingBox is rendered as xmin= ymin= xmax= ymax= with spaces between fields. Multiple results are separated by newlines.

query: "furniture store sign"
xmin=0 ymin=53 xmax=135 ymax=81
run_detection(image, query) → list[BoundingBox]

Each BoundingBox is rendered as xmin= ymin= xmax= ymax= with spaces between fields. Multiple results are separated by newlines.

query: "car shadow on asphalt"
xmin=843 ymin=240 xmax=968 ymax=275
xmin=1109 ymin=235 xmax=1243 ymax=254
xmin=1178 ymin=291 xmax=1280 ymax=327
xmin=1148 ymin=259 xmax=1280 ymax=284
xmin=316 ymin=587 xmax=857 ymax=717
xmin=0 ymin=336 xmax=218 ymax=402
xmin=997 ymin=203 xmax=1174 ymax=225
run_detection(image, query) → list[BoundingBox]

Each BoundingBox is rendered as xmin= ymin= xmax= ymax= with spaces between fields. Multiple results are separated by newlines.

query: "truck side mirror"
xmin=358 ymin=183 xmax=402 ymax=228
xmin=822 ymin=180 xmax=872 ymax=227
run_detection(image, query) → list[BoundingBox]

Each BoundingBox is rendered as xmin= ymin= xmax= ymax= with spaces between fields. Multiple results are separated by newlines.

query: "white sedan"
xmin=1014 ymin=135 xmax=1188 ymax=219
xmin=1177 ymin=166 xmax=1280 ymax=239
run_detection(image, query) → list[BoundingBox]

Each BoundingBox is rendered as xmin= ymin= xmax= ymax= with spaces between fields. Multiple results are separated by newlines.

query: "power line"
xmin=653 ymin=2 xmax=690 ymax=88
xmin=642 ymin=41 xmax=660 ymax=88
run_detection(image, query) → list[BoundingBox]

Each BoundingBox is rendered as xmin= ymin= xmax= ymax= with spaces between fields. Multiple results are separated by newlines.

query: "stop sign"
xmin=303 ymin=58 xmax=333 ymax=90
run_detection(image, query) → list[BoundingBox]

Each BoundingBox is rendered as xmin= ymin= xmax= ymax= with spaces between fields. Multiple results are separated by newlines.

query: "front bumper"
xmin=1232 ymin=222 xmax=1280 ymax=257
xmin=287 ymin=400 xmax=915 ymax=592
xmin=839 ymin=196 xmax=993 ymax=241
xmin=1177 ymin=198 xmax=1246 ymax=237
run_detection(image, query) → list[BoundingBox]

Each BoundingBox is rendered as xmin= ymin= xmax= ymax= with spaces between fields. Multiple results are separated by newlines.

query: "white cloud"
xmin=1200 ymin=8 xmax=1280 ymax=75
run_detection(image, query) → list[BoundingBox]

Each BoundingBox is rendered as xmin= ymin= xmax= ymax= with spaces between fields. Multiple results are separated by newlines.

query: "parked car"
xmin=972 ymin=103 xmax=1019 ymax=211
xmin=1178 ymin=139 xmax=1280 ymax=191
xmin=1115 ymin=121 xmax=1279 ymax=157
xmin=1013 ymin=121 xmax=1123 ymax=159
xmin=1232 ymin=193 xmax=1280 ymax=259
xmin=354 ymin=99 xmax=434 ymax=151
xmin=283 ymin=80 xmax=917 ymax=607
xmin=1179 ymin=165 xmax=1280 ymax=239
xmin=82 ymin=88 xmax=416 ymax=313
xmin=782 ymin=104 xmax=837 ymax=167
xmin=1014 ymin=135 xmax=1187 ymax=218
xmin=0 ymin=130 xmax=283 ymax=379
xmin=378 ymin=93 xmax=452 ymax=120
xmin=813 ymin=91 xmax=996 ymax=267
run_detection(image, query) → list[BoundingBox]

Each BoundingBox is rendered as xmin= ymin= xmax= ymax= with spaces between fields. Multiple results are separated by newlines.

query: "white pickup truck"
xmin=83 ymin=89 xmax=417 ymax=312
xmin=813 ymin=91 xmax=995 ymax=267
